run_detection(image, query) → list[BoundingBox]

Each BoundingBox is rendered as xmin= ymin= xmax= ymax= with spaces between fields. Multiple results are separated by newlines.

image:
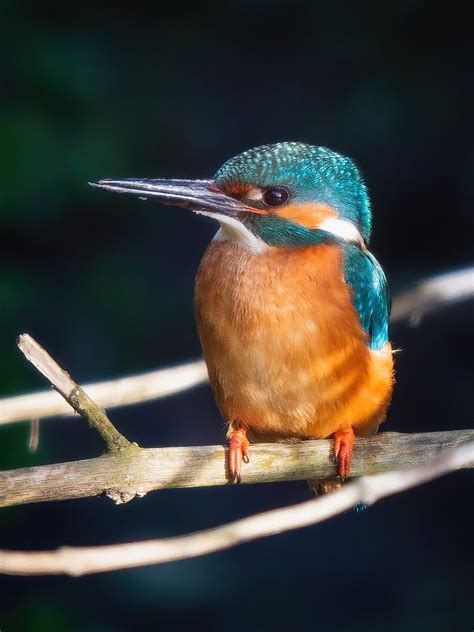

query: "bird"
xmin=91 ymin=142 xmax=394 ymax=486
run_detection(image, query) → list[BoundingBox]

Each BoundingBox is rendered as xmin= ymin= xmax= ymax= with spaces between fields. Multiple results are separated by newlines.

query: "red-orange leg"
xmin=228 ymin=426 xmax=250 ymax=483
xmin=333 ymin=426 xmax=355 ymax=480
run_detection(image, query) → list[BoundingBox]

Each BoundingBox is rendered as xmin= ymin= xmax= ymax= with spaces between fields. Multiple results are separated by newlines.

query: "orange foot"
xmin=333 ymin=426 xmax=355 ymax=480
xmin=228 ymin=426 xmax=250 ymax=483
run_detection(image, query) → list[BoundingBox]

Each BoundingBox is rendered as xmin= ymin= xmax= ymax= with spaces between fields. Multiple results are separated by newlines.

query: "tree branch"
xmin=0 ymin=273 xmax=472 ymax=577
xmin=390 ymin=267 xmax=474 ymax=324
xmin=0 ymin=358 xmax=207 ymax=426
xmin=1 ymin=266 xmax=472 ymax=427
xmin=0 ymin=440 xmax=472 ymax=576
xmin=0 ymin=430 xmax=472 ymax=509
xmin=17 ymin=334 xmax=132 ymax=452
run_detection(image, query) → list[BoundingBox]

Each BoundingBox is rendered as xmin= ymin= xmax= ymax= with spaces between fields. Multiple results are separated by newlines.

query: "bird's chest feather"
xmin=194 ymin=240 xmax=389 ymax=438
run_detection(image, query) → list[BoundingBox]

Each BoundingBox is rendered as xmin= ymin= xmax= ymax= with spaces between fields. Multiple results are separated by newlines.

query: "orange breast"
xmin=194 ymin=241 xmax=393 ymax=440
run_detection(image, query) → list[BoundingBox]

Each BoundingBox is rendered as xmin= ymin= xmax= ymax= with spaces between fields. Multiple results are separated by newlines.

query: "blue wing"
xmin=343 ymin=245 xmax=390 ymax=350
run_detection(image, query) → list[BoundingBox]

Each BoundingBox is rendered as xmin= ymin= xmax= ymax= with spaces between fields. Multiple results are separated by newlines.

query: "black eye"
xmin=262 ymin=187 xmax=289 ymax=207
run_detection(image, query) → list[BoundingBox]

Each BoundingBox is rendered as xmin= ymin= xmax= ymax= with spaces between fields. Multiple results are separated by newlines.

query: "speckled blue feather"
xmin=342 ymin=244 xmax=390 ymax=350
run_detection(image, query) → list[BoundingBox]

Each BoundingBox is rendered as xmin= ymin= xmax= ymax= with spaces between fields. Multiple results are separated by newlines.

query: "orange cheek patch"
xmin=275 ymin=203 xmax=337 ymax=228
xmin=220 ymin=182 xmax=253 ymax=197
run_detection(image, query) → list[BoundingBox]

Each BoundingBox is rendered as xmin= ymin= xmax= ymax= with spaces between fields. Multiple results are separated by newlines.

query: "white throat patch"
xmin=194 ymin=211 xmax=268 ymax=254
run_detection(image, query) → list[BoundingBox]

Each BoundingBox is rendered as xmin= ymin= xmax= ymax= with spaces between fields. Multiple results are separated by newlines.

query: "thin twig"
xmin=1 ymin=267 xmax=472 ymax=427
xmin=17 ymin=334 xmax=132 ymax=452
xmin=0 ymin=430 xmax=472 ymax=508
xmin=27 ymin=418 xmax=40 ymax=453
xmin=0 ymin=441 xmax=472 ymax=576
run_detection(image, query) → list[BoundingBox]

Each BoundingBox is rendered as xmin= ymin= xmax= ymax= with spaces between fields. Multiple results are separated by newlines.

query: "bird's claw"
xmin=333 ymin=427 xmax=355 ymax=480
xmin=228 ymin=427 xmax=250 ymax=483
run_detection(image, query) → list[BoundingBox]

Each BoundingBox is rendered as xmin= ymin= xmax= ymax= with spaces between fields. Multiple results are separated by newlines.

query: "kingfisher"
xmin=92 ymin=142 xmax=394 ymax=485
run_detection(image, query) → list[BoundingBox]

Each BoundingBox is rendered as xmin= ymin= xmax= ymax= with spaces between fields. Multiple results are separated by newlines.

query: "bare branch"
xmin=1 ymin=267 xmax=472 ymax=427
xmin=0 ymin=440 xmax=472 ymax=576
xmin=17 ymin=334 xmax=132 ymax=452
xmin=0 ymin=359 xmax=207 ymax=426
xmin=391 ymin=267 xmax=474 ymax=324
xmin=0 ymin=430 xmax=472 ymax=509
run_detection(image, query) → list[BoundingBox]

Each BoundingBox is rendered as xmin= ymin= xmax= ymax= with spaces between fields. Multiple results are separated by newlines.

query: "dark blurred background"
xmin=0 ymin=2 xmax=473 ymax=630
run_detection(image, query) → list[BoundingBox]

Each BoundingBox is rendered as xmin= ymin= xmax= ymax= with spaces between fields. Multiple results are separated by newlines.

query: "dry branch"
xmin=17 ymin=334 xmax=131 ymax=452
xmin=1 ymin=267 xmax=472 ymax=426
xmin=0 ymin=430 xmax=472 ymax=508
xmin=1 ymin=440 xmax=472 ymax=576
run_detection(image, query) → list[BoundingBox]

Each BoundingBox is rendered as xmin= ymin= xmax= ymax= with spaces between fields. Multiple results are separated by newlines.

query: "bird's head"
xmin=92 ymin=142 xmax=371 ymax=252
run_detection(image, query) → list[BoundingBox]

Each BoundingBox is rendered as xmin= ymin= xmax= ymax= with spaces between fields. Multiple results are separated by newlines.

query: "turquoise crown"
xmin=215 ymin=142 xmax=372 ymax=243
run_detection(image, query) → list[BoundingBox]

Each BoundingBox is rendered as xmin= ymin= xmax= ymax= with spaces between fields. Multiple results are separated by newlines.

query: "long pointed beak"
xmin=89 ymin=178 xmax=258 ymax=217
